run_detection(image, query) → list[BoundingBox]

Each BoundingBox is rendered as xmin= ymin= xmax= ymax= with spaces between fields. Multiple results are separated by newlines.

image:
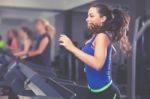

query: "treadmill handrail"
xmin=18 ymin=62 xmax=75 ymax=98
xmin=131 ymin=18 xmax=150 ymax=99
xmin=136 ymin=20 xmax=150 ymax=41
xmin=48 ymin=77 xmax=76 ymax=97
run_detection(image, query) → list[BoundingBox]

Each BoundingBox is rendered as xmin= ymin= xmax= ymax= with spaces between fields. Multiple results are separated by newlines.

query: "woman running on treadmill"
xmin=59 ymin=3 xmax=132 ymax=99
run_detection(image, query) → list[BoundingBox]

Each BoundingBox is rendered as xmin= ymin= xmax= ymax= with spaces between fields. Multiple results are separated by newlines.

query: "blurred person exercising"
xmin=0 ymin=35 xmax=6 ymax=49
xmin=26 ymin=19 xmax=55 ymax=67
xmin=14 ymin=27 xmax=33 ymax=59
xmin=8 ymin=29 xmax=19 ymax=52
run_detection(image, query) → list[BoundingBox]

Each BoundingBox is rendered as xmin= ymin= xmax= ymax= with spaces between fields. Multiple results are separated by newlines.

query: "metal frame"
xmin=130 ymin=18 xmax=150 ymax=99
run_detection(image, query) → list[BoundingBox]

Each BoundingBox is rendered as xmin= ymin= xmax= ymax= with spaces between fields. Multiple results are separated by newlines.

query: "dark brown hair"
xmin=9 ymin=29 xmax=18 ymax=38
xmin=21 ymin=27 xmax=33 ymax=40
xmin=90 ymin=3 xmax=132 ymax=54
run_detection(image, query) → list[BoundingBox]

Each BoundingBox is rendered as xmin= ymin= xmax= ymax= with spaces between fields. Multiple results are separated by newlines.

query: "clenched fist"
xmin=59 ymin=35 xmax=75 ymax=52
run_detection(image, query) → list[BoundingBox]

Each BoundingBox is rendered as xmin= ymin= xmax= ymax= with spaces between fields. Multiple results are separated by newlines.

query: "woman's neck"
xmin=39 ymin=29 xmax=46 ymax=35
xmin=23 ymin=37 xmax=30 ymax=41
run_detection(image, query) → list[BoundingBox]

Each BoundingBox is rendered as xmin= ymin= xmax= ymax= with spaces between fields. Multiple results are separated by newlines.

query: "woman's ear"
xmin=101 ymin=16 xmax=107 ymax=23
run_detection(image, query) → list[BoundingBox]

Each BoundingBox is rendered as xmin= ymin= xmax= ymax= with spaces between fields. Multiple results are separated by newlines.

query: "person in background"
xmin=14 ymin=27 xmax=33 ymax=59
xmin=5 ymin=31 xmax=12 ymax=47
xmin=26 ymin=19 xmax=55 ymax=67
xmin=0 ymin=35 xmax=6 ymax=49
xmin=8 ymin=29 xmax=19 ymax=52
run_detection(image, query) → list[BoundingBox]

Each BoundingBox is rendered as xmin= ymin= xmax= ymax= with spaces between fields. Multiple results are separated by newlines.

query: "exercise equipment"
xmin=0 ymin=49 xmax=88 ymax=99
xmin=132 ymin=16 xmax=150 ymax=99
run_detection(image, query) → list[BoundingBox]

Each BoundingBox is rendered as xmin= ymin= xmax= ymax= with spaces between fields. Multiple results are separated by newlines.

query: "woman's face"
xmin=10 ymin=32 xmax=15 ymax=38
xmin=19 ymin=30 xmax=27 ymax=40
xmin=86 ymin=7 xmax=106 ymax=30
xmin=35 ymin=21 xmax=45 ymax=33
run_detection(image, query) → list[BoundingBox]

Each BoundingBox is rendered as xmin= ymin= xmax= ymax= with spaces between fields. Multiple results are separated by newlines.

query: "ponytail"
xmin=45 ymin=24 xmax=56 ymax=39
xmin=90 ymin=3 xmax=132 ymax=54
xmin=36 ymin=19 xmax=56 ymax=39
xmin=111 ymin=9 xmax=132 ymax=54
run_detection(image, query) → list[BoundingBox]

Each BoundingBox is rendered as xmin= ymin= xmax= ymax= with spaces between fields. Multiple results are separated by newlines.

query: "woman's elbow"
xmin=35 ymin=50 xmax=43 ymax=55
xmin=38 ymin=50 xmax=43 ymax=55
xmin=23 ymin=51 xmax=29 ymax=54
xmin=93 ymin=63 xmax=104 ymax=71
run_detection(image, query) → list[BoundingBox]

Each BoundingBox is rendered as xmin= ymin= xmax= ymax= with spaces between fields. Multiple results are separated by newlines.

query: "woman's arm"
xmin=14 ymin=40 xmax=31 ymax=58
xmin=28 ymin=37 xmax=49 ymax=57
xmin=59 ymin=33 xmax=109 ymax=70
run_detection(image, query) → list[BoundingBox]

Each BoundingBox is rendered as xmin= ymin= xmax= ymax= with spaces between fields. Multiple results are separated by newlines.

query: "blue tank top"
xmin=82 ymin=34 xmax=112 ymax=91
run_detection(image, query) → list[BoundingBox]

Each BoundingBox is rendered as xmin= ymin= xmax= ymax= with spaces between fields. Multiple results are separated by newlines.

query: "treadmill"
xmin=0 ymin=49 xmax=88 ymax=99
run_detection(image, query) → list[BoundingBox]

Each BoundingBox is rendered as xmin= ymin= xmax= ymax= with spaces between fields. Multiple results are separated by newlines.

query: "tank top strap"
xmin=105 ymin=32 xmax=112 ymax=41
xmin=41 ymin=33 xmax=51 ymax=41
xmin=89 ymin=35 xmax=97 ymax=44
xmin=89 ymin=32 xmax=112 ymax=45
xmin=46 ymin=33 xmax=51 ymax=40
